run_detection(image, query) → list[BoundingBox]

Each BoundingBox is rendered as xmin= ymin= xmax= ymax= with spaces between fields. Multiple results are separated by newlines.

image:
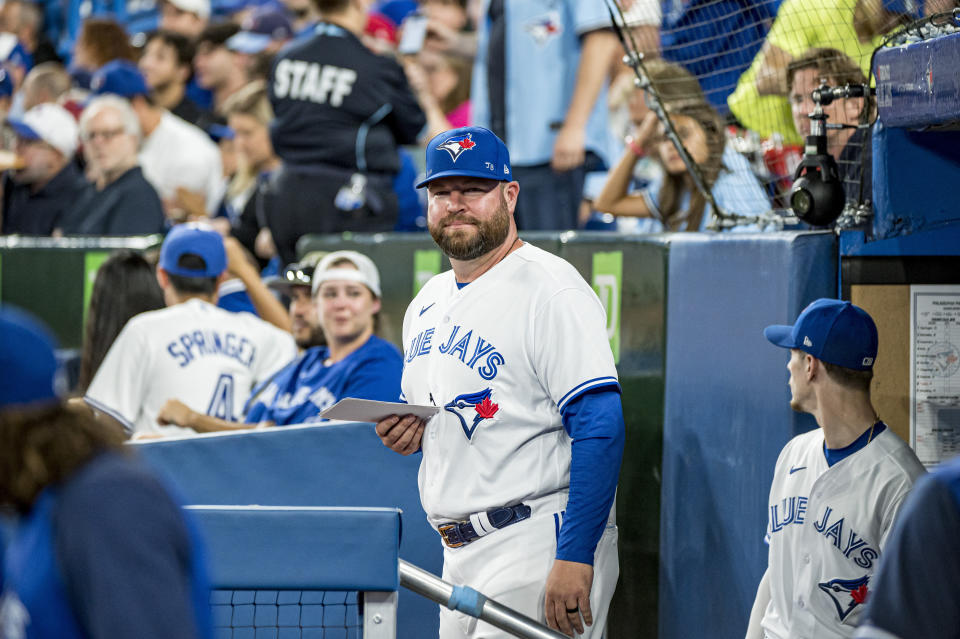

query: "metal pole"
xmin=399 ymin=560 xmax=569 ymax=639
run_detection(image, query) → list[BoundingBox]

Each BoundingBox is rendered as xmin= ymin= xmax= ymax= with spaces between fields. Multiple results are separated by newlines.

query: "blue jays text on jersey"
xmin=770 ymin=497 xmax=879 ymax=569
xmin=166 ymin=330 xmax=255 ymax=368
xmin=405 ymin=325 xmax=504 ymax=380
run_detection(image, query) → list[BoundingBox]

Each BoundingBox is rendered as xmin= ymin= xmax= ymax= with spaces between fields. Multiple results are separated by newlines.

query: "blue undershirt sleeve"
xmin=556 ymin=386 xmax=625 ymax=565
xmin=54 ymin=457 xmax=206 ymax=639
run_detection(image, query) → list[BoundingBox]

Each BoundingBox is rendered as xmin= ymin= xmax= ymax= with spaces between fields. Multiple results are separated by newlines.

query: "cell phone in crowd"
xmin=398 ymin=13 xmax=428 ymax=55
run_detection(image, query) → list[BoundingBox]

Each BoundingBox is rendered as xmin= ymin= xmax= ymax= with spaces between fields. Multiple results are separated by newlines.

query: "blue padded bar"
xmin=188 ymin=506 xmax=400 ymax=591
xmin=134 ymin=424 xmax=440 ymax=636
xmin=875 ymin=32 xmax=960 ymax=128
xmin=447 ymin=585 xmax=487 ymax=618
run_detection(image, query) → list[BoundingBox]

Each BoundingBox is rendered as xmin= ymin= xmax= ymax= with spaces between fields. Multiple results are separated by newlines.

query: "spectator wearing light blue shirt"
xmin=471 ymin=0 xmax=619 ymax=231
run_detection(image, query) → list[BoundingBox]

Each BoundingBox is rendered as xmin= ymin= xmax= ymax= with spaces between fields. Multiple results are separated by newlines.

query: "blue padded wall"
xmin=871 ymin=121 xmax=960 ymax=242
xmin=659 ymin=232 xmax=836 ymax=639
xmin=134 ymin=423 xmax=440 ymax=637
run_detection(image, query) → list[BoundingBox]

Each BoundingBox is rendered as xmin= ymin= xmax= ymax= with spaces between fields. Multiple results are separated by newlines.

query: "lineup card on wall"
xmin=910 ymin=285 xmax=960 ymax=467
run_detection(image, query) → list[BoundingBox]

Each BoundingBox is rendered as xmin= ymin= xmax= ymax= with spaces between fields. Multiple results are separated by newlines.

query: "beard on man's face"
xmin=429 ymin=193 xmax=511 ymax=261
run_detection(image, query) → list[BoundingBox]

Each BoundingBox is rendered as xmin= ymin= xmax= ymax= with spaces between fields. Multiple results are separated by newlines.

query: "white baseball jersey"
xmin=761 ymin=426 xmax=926 ymax=639
xmin=85 ymin=298 xmax=297 ymax=437
xmin=400 ymin=243 xmax=619 ymax=525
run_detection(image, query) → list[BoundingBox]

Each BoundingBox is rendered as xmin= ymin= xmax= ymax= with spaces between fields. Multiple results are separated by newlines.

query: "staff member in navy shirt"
xmin=0 ymin=307 xmax=212 ymax=639
xmin=158 ymin=250 xmax=402 ymax=429
xmin=264 ymin=0 xmax=426 ymax=265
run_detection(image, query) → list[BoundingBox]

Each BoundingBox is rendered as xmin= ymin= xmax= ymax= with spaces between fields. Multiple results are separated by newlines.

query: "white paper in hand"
xmin=318 ymin=398 xmax=439 ymax=423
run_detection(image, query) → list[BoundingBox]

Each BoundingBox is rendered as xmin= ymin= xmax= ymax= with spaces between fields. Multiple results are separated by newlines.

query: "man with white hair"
xmin=1 ymin=102 xmax=86 ymax=235
xmin=57 ymin=95 xmax=166 ymax=236
xmin=90 ymin=60 xmax=223 ymax=220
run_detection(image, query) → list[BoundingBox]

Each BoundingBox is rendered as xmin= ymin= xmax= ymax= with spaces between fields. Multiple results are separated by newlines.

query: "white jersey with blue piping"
xmin=400 ymin=242 xmax=619 ymax=525
xmin=85 ymin=299 xmax=297 ymax=437
xmin=761 ymin=426 xmax=925 ymax=639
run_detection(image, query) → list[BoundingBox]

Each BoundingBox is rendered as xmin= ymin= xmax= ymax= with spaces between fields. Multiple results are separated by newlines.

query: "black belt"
xmin=437 ymin=503 xmax=532 ymax=548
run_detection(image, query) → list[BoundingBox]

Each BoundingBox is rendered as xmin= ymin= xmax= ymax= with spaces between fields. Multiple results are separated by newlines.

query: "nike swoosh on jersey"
xmin=419 ymin=303 xmax=435 ymax=317
xmin=789 ymin=466 xmax=806 ymax=474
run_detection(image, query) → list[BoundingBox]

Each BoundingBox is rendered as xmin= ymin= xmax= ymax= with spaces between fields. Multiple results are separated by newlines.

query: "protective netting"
xmin=607 ymin=0 xmax=925 ymax=223
xmin=210 ymin=590 xmax=362 ymax=639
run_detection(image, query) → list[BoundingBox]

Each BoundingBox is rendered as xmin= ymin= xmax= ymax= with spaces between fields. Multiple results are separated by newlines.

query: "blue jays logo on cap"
xmin=417 ymin=126 xmax=512 ymax=188
xmin=437 ymin=134 xmax=476 ymax=162
xmin=444 ymin=388 xmax=499 ymax=441
xmin=818 ymin=575 xmax=869 ymax=621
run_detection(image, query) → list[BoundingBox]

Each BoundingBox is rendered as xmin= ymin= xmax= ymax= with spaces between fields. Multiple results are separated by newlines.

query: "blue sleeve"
xmin=556 ymin=386 xmax=625 ymax=565
xmin=861 ymin=470 xmax=960 ymax=639
xmin=53 ymin=458 xmax=208 ymax=639
xmin=342 ymin=354 xmax=403 ymax=403
xmin=244 ymin=400 xmax=267 ymax=424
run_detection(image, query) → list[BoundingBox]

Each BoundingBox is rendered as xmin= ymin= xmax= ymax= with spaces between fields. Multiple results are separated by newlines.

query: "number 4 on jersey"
xmin=207 ymin=374 xmax=235 ymax=421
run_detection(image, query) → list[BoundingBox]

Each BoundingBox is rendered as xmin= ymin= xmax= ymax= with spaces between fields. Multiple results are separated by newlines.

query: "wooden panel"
xmin=851 ymin=285 xmax=910 ymax=443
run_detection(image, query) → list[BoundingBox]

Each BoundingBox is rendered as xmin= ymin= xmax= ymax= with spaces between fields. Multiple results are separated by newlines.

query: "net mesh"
xmin=211 ymin=590 xmax=362 ymax=639
xmin=608 ymin=0 xmax=920 ymax=221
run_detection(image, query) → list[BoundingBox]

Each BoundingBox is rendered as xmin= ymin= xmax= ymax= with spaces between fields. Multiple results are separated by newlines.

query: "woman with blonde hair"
xmin=220 ymin=80 xmax=280 ymax=262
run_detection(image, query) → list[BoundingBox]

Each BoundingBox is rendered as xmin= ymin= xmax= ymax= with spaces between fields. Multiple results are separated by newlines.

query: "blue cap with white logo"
xmin=416 ymin=126 xmax=513 ymax=188
xmin=91 ymin=60 xmax=151 ymax=98
xmin=159 ymin=223 xmax=227 ymax=278
xmin=764 ymin=298 xmax=879 ymax=371
xmin=0 ymin=306 xmax=61 ymax=409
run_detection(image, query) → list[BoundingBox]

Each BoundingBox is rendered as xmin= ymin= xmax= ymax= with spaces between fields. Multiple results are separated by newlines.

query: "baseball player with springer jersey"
xmin=84 ymin=224 xmax=296 ymax=438
xmin=376 ymin=126 xmax=625 ymax=638
xmin=746 ymin=299 xmax=925 ymax=639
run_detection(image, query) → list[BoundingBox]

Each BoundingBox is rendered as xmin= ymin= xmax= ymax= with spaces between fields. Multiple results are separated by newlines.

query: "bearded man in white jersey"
xmin=375 ymin=126 xmax=625 ymax=638
xmin=84 ymin=224 xmax=296 ymax=438
xmin=746 ymin=299 xmax=925 ymax=639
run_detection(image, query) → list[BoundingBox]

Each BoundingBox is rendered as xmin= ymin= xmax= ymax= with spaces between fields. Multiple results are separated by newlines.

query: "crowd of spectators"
xmin=0 ymin=0 xmax=954 ymax=432
xmin=0 ymin=0 xmax=943 ymax=243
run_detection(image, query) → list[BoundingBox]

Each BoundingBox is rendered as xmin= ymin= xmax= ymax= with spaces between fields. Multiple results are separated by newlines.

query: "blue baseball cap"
xmin=91 ymin=60 xmax=151 ymax=98
xmin=764 ymin=298 xmax=879 ymax=371
xmin=159 ymin=223 xmax=227 ymax=278
xmin=417 ymin=126 xmax=513 ymax=188
xmin=226 ymin=6 xmax=294 ymax=54
xmin=0 ymin=307 xmax=62 ymax=409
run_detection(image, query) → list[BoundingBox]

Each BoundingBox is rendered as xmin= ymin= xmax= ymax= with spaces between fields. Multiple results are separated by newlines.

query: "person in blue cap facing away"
xmin=82 ymin=223 xmax=296 ymax=438
xmin=376 ymin=126 xmax=625 ymax=639
xmin=0 ymin=306 xmax=214 ymax=639
xmin=746 ymin=299 xmax=925 ymax=639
